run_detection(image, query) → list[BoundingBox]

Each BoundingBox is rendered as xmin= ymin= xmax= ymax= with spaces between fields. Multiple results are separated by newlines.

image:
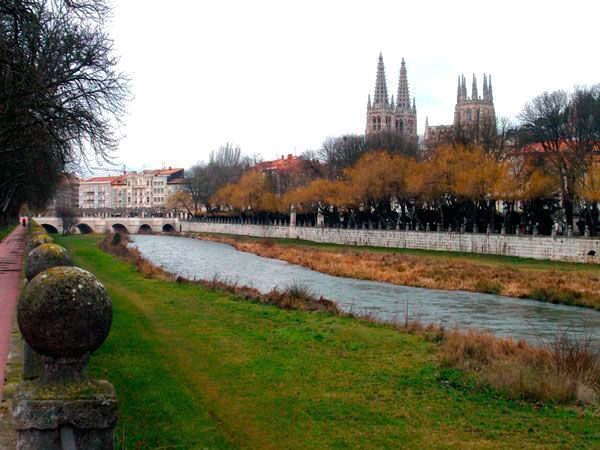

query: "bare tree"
xmin=0 ymin=0 xmax=129 ymax=226
xmin=519 ymin=87 xmax=600 ymax=228
xmin=185 ymin=144 xmax=250 ymax=212
xmin=56 ymin=203 xmax=78 ymax=235
xmin=318 ymin=132 xmax=419 ymax=179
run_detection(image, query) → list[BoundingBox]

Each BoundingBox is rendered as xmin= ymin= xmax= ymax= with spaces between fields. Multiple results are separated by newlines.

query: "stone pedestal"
xmin=290 ymin=207 xmax=297 ymax=227
xmin=12 ymin=366 xmax=118 ymax=450
xmin=317 ymin=213 xmax=324 ymax=227
xmin=22 ymin=342 xmax=42 ymax=380
xmin=13 ymin=266 xmax=117 ymax=449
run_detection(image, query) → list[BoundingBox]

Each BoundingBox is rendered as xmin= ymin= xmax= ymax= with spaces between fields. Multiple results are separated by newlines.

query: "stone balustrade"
xmin=180 ymin=220 xmax=600 ymax=264
xmin=11 ymin=223 xmax=117 ymax=449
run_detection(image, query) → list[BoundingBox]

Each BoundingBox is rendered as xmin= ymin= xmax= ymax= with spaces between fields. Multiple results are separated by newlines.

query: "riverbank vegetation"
xmin=0 ymin=224 xmax=15 ymax=242
xmin=186 ymin=232 xmax=600 ymax=310
xmin=52 ymin=234 xmax=600 ymax=448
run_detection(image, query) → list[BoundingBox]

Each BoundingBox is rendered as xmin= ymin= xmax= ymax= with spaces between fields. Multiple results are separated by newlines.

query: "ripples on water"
xmin=129 ymin=235 xmax=600 ymax=346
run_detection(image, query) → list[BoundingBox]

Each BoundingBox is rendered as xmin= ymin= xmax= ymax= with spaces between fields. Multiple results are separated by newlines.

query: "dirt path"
xmin=0 ymin=225 xmax=25 ymax=403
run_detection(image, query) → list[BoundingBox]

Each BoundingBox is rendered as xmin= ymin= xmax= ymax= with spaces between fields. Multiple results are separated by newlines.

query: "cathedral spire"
xmin=396 ymin=57 xmax=411 ymax=111
xmin=412 ymin=97 xmax=416 ymax=113
xmin=457 ymin=75 xmax=462 ymax=103
xmin=488 ymin=75 xmax=493 ymax=103
xmin=373 ymin=53 xmax=389 ymax=107
xmin=482 ymin=74 xmax=489 ymax=101
xmin=367 ymin=94 xmax=372 ymax=110
xmin=461 ymin=75 xmax=467 ymax=101
xmin=471 ymin=74 xmax=478 ymax=100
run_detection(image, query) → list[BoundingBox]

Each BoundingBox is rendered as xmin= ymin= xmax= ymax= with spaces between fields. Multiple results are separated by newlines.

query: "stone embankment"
xmin=180 ymin=221 xmax=600 ymax=264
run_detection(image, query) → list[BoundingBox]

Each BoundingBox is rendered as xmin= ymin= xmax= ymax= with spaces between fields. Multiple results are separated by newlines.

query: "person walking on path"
xmin=21 ymin=217 xmax=26 ymax=227
xmin=0 ymin=226 xmax=26 ymax=403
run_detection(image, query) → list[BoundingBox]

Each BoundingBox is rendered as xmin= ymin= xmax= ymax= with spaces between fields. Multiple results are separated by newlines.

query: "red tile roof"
xmin=254 ymin=154 xmax=304 ymax=172
xmin=82 ymin=176 xmax=117 ymax=183
xmin=154 ymin=168 xmax=184 ymax=176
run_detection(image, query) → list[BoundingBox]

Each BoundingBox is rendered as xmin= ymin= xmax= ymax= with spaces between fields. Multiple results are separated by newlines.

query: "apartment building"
xmin=78 ymin=167 xmax=185 ymax=211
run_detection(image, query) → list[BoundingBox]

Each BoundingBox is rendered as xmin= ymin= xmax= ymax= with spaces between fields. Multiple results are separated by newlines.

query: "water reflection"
xmin=129 ymin=235 xmax=600 ymax=345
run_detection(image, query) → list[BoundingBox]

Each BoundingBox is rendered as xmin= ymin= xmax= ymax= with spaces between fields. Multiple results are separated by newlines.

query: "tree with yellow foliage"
xmin=211 ymin=170 xmax=281 ymax=214
xmin=335 ymin=151 xmax=417 ymax=224
xmin=166 ymin=191 xmax=195 ymax=217
xmin=282 ymin=178 xmax=343 ymax=220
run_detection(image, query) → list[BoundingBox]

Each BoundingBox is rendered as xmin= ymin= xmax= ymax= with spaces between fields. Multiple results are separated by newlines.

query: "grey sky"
xmin=104 ymin=0 xmax=600 ymax=173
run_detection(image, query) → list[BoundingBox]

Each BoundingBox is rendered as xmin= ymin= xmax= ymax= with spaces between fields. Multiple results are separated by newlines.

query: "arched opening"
xmin=162 ymin=223 xmax=175 ymax=233
xmin=112 ymin=223 xmax=129 ymax=234
xmin=41 ymin=224 xmax=59 ymax=234
xmin=138 ymin=224 xmax=152 ymax=234
xmin=76 ymin=223 xmax=93 ymax=234
xmin=587 ymin=250 xmax=596 ymax=257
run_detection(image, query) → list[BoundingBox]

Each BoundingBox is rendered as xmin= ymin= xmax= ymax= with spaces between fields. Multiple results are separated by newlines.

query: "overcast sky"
xmin=102 ymin=0 xmax=600 ymax=173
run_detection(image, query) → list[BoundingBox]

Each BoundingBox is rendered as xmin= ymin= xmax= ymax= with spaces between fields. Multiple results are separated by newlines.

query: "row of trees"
xmin=206 ymin=86 xmax=600 ymax=235
xmin=0 ymin=0 xmax=127 ymax=226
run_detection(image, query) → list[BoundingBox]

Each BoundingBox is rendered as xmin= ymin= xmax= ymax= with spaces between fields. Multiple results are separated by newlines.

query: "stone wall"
xmin=180 ymin=222 xmax=600 ymax=264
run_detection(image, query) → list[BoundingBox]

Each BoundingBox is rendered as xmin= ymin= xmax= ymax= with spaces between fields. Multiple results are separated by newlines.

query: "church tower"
xmin=453 ymin=74 xmax=495 ymax=127
xmin=366 ymin=54 xmax=417 ymax=138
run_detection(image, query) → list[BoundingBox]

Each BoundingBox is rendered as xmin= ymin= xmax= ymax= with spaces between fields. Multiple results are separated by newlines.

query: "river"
xmin=129 ymin=234 xmax=600 ymax=345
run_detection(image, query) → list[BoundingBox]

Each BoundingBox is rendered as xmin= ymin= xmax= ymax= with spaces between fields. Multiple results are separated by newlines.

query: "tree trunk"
xmin=563 ymin=195 xmax=574 ymax=231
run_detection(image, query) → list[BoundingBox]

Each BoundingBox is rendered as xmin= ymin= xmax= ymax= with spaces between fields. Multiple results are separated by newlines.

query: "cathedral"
xmin=366 ymin=53 xmax=417 ymax=138
xmin=424 ymin=74 xmax=495 ymax=146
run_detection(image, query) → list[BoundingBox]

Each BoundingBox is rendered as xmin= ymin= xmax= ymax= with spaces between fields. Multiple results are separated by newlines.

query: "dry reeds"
xmin=187 ymin=233 xmax=600 ymax=310
xmin=439 ymin=328 xmax=599 ymax=404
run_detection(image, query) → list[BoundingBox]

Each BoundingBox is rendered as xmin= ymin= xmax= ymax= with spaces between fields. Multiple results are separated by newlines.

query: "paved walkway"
xmin=0 ymin=226 xmax=25 ymax=403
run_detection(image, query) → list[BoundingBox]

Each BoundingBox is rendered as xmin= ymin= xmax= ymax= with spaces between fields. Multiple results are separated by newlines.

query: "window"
xmin=467 ymin=110 xmax=472 ymax=121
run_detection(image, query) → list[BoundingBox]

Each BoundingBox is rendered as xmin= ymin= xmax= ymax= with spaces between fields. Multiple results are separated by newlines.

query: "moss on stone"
xmin=25 ymin=243 xmax=73 ymax=281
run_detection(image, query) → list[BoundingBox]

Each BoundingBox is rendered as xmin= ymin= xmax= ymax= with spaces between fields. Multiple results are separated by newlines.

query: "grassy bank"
xmin=54 ymin=234 xmax=599 ymax=448
xmin=0 ymin=224 xmax=15 ymax=243
xmin=187 ymin=232 xmax=600 ymax=310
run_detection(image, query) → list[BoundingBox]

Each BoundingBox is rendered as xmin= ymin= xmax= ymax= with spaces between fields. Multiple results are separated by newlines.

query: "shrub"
xmin=529 ymin=288 xmax=583 ymax=306
xmin=439 ymin=329 xmax=600 ymax=404
xmin=111 ymin=232 xmax=122 ymax=246
xmin=473 ymin=279 xmax=503 ymax=295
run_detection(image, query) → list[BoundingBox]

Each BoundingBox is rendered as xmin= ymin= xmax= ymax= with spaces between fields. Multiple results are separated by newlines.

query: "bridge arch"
xmin=41 ymin=224 xmax=59 ymax=234
xmin=162 ymin=223 xmax=175 ymax=233
xmin=76 ymin=223 xmax=94 ymax=234
xmin=112 ymin=223 xmax=129 ymax=234
xmin=139 ymin=224 xmax=153 ymax=234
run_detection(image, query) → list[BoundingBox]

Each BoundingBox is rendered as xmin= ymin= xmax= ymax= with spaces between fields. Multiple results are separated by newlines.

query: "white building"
xmin=78 ymin=167 xmax=185 ymax=212
xmin=79 ymin=177 xmax=117 ymax=210
xmin=124 ymin=168 xmax=185 ymax=209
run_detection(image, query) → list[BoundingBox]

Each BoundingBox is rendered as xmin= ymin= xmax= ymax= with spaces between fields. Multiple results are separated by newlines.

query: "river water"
xmin=129 ymin=234 xmax=600 ymax=345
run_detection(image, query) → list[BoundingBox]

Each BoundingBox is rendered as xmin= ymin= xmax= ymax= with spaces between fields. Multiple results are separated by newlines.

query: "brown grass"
xmin=186 ymin=233 xmax=600 ymax=309
xmin=439 ymin=329 xmax=599 ymax=404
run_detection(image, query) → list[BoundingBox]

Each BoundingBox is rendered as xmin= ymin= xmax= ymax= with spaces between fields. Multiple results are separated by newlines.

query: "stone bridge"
xmin=35 ymin=217 xmax=180 ymax=235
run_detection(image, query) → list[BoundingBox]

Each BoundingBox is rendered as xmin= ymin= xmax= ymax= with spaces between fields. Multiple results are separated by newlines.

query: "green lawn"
xmin=203 ymin=232 xmax=600 ymax=272
xmin=55 ymin=234 xmax=600 ymax=449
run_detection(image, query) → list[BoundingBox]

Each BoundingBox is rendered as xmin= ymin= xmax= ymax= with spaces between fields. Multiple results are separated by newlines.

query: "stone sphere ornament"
xmin=28 ymin=234 xmax=53 ymax=252
xmin=18 ymin=266 xmax=112 ymax=359
xmin=25 ymin=243 xmax=73 ymax=281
